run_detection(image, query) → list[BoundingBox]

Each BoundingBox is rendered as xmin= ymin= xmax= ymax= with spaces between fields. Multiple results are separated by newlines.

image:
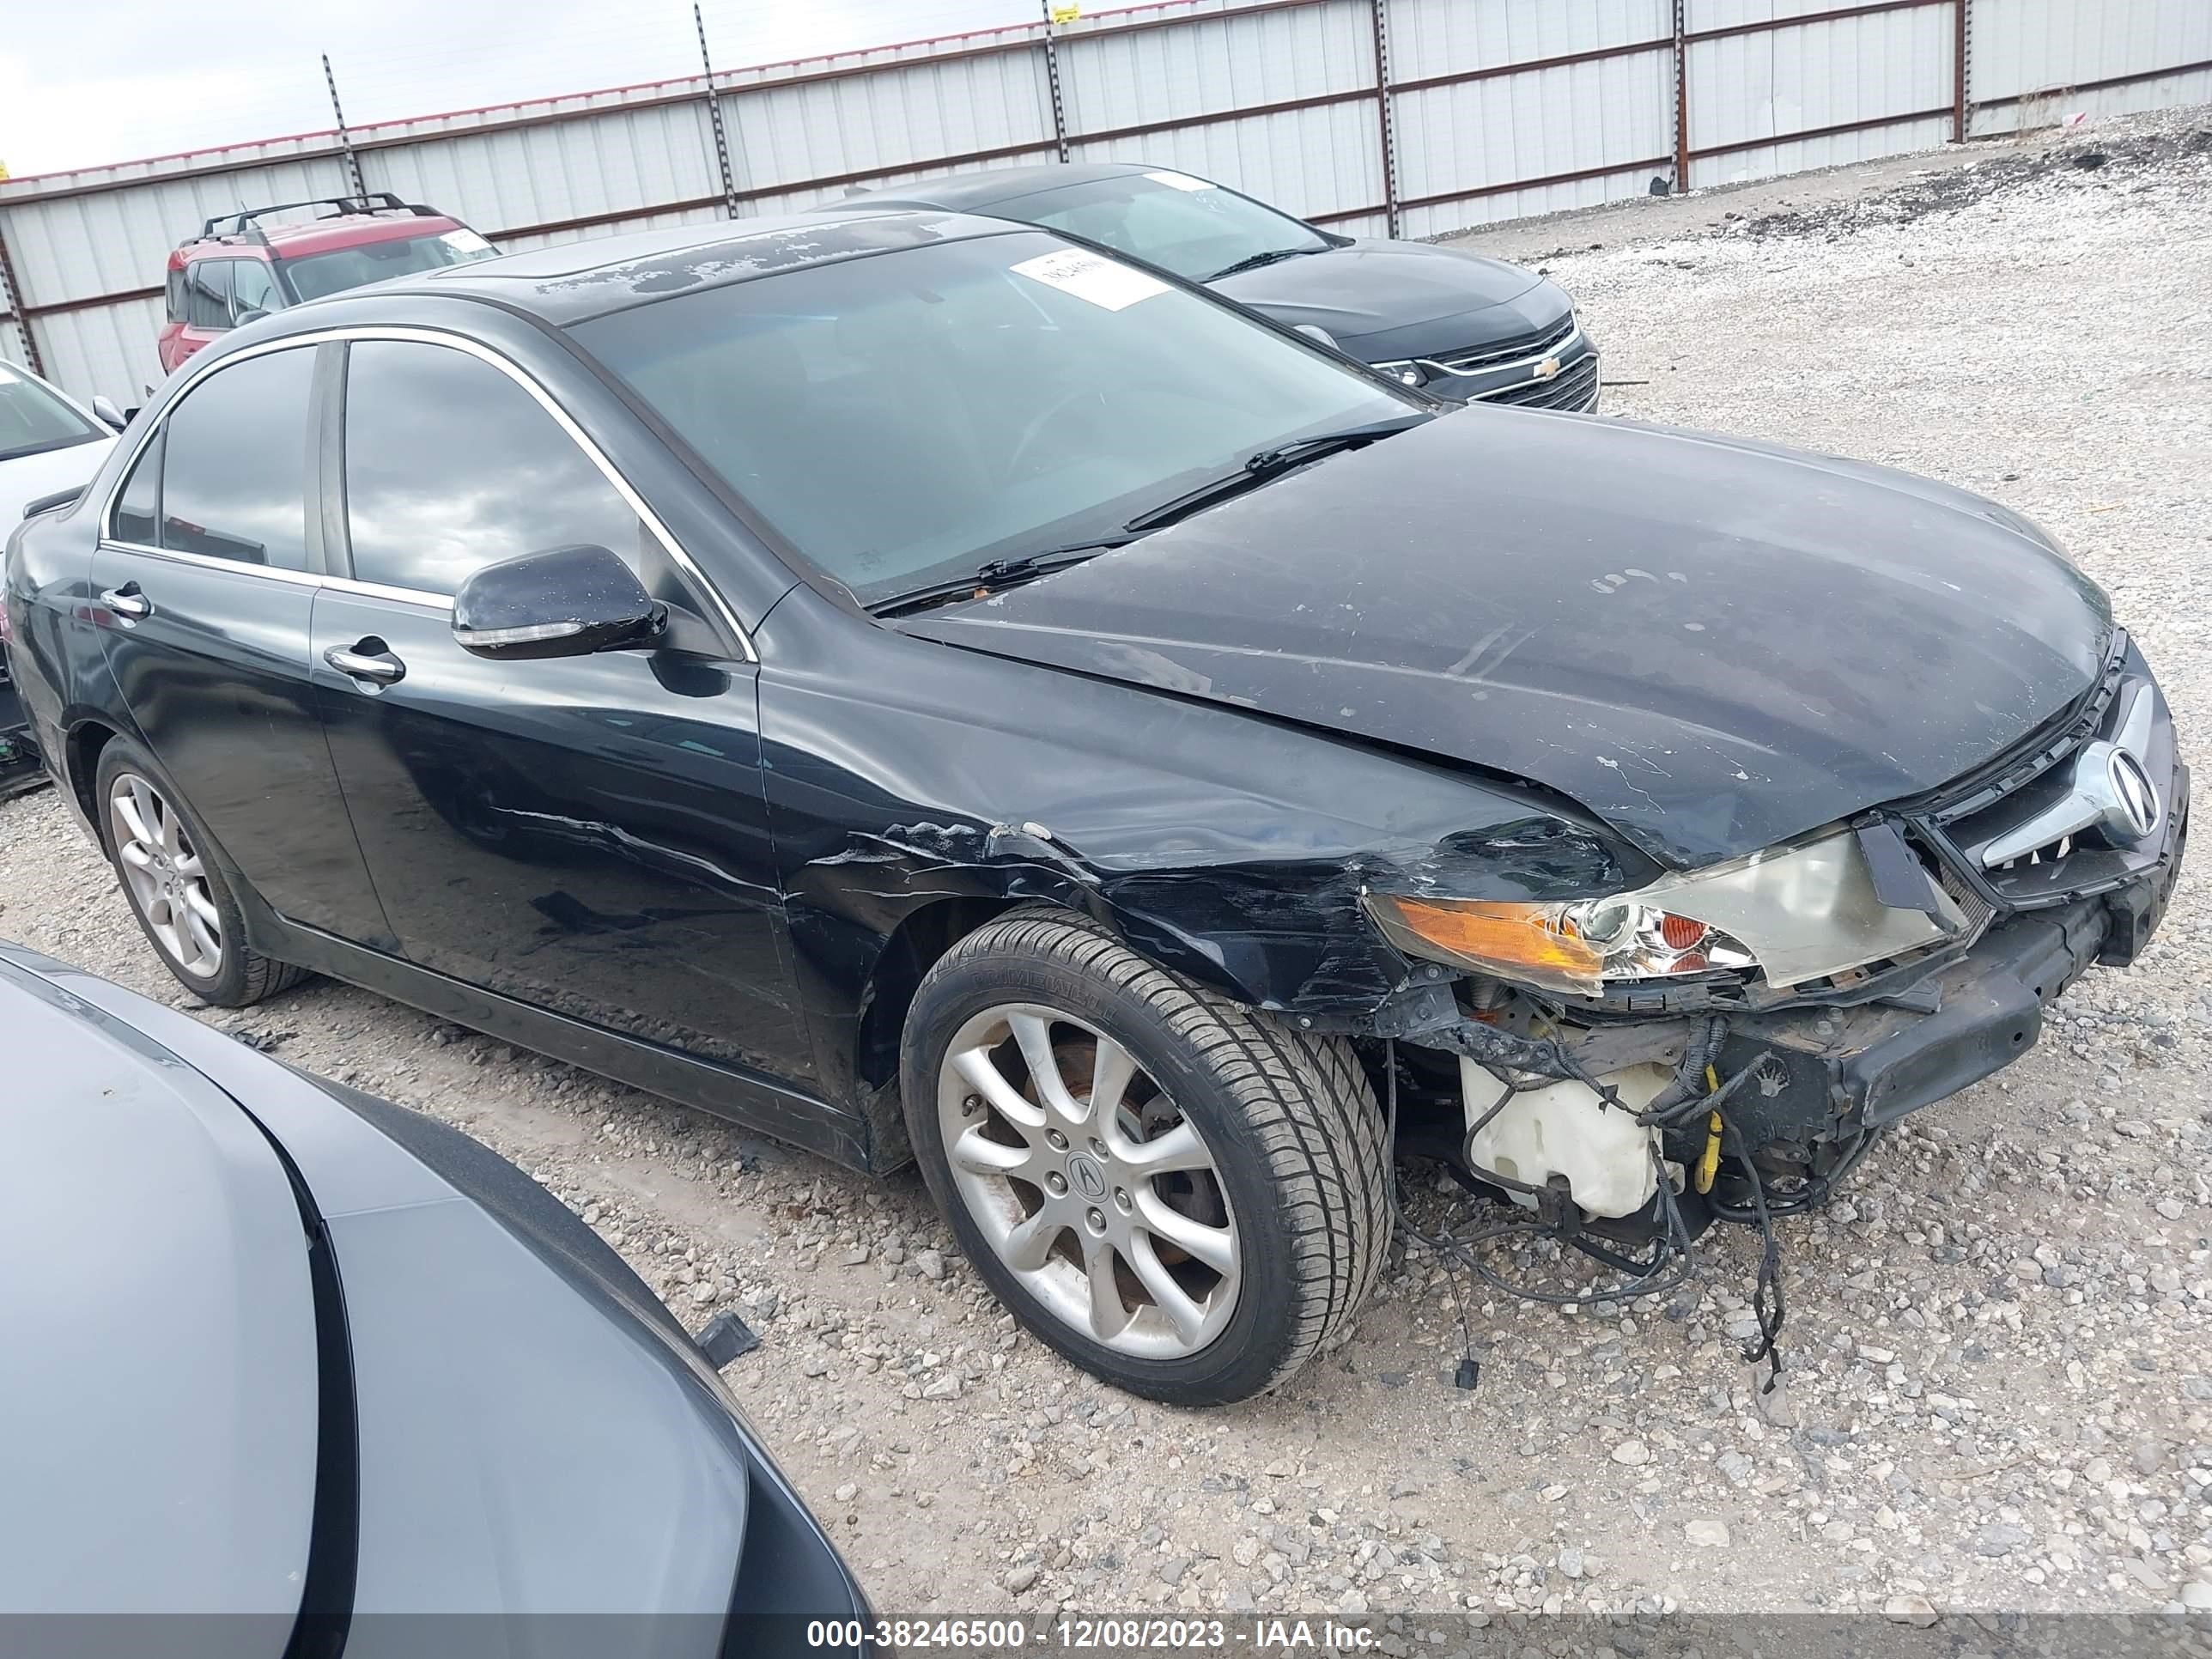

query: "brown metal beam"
xmin=1673 ymin=0 xmax=1691 ymax=191
xmin=1684 ymin=0 xmax=1950 ymax=47
xmin=15 ymin=283 xmax=163 ymax=322
xmin=1072 ymin=86 xmax=1375 ymax=149
xmin=1394 ymin=154 xmax=1674 ymax=214
xmin=1953 ymin=0 xmax=1970 ymax=141
xmin=1972 ymin=57 xmax=2212 ymax=110
xmin=1388 ymin=38 xmax=1670 ymax=99
xmin=1369 ymin=0 xmax=1400 ymax=238
xmin=0 ymin=224 xmax=45 ymax=374
xmin=1687 ymin=104 xmax=1954 ymax=161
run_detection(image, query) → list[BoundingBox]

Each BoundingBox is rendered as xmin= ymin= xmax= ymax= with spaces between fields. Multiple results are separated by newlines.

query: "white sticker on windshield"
xmin=1143 ymin=170 xmax=1212 ymax=191
xmin=1011 ymin=249 xmax=1170 ymax=311
xmin=440 ymin=228 xmax=494 ymax=254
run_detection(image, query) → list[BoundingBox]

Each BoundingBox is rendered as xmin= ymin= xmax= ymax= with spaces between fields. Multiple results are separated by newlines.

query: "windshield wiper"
xmin=1206 ymin=246 xmax=1324 ymax=281
xmin=866 ymin=538 xmax=1136 ymax=618
xmin=1120 ymin=414 xmax=1432 ymax=537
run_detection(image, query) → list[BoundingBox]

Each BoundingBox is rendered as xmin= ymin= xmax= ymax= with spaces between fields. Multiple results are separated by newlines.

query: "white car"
xmin=2 ymin=360 xmax=118 ymax=792
xmin=0 ymin=360 xmax=123 ymax=523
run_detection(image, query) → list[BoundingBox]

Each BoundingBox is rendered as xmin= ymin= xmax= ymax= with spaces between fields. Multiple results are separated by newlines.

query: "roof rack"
xmin=194 ymin=192 xmax=442 ymax=244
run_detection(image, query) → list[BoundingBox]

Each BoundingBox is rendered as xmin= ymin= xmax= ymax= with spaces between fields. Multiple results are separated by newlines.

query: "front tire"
xmin=96 ymin=737 xmax=307 ymax=1007
xmin=900 ymin=907 xmax=1388 ymax=1405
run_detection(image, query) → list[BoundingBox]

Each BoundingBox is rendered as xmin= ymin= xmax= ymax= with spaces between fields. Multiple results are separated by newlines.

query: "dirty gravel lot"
xmin=5 ymin=108 xmax=2212 ymax=1628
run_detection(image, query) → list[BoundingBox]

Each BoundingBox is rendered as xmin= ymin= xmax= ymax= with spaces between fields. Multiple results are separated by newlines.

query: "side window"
xmin=164 ymin=270 xmax=186 ymax=325
xmin=184 ymin=260 xmax=232 ymax=331
xmin=342 ymin=339 xmax=658 ymax=597
xmin=228 ymin=260 xmax=279 ymax=322
xmin=112 ymin=428 xmax=162 ymax=544
xmin=157 ymin=347 xmax=316 ymax=570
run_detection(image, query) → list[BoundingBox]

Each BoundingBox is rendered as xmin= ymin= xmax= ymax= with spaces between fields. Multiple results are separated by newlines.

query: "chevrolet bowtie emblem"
xmin=1532 ymin=356 xmax=1562 ymax=380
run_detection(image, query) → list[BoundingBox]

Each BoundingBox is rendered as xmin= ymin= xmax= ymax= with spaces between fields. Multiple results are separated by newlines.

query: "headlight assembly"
xmin=1367 ymin=826 xmax=1971 ymax=997
xmin=1370 ymin=358 xmax=1426 ymax=387
xmin=1366 ymin=894 xmax=1752 ymax=997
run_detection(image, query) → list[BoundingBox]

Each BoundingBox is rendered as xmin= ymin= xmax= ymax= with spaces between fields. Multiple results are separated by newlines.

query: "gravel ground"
xmin=4 ymin=107 xmax=2211 ymax=1628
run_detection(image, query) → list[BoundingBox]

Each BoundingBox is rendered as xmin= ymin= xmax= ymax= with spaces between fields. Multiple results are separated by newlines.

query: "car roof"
xmin=179 ymin=212 xmax=465 ymax=264
xmin=846 ymin=161 xmax=1158 ymax=212
xmin=356 ymin=205 xmax=1033 ymax=327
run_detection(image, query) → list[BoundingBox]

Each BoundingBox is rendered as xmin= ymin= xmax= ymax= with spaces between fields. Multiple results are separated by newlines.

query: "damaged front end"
xmin=1340 ymin=637 xmax=2187 ymax=1376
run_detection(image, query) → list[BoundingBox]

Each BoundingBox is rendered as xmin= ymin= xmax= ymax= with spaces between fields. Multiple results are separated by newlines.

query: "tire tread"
xmin=924 ymin=905 xmax=1388 ymax=1397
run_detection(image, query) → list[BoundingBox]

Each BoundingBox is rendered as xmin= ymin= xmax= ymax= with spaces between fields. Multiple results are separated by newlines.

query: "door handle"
xmin=325 ymin=643 xmax=406 ymax=685
xmin=99 ymin=584 xmax=152 ymax=621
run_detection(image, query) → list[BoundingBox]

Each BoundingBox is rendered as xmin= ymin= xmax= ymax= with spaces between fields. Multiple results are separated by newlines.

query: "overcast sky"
xmin=1 ymin=0 xmax=1037 ymax=178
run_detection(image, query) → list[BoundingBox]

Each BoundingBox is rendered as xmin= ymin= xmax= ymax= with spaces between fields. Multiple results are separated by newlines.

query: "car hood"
xmin=0 ymin=956 xmax=318 ymax=1632
xmin=899 ymin=409 xmax=2112 ymax=869
xmin=1212 ymin=238 xmax=1545 ymax=347
xmin=0 ymin=950 xmax=852 ymax=1648
xmin=2 ymin=433 xmax=116 ymax=522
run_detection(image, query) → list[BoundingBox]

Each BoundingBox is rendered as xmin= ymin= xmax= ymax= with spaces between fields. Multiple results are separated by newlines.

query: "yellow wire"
xmin=1694 ymin=1063 xmax=1723 ymax=1194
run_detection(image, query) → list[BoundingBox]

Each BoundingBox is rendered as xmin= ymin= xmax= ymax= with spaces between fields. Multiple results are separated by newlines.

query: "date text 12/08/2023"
xmin=804 ymin=1618 xmax=1380 ymax=1652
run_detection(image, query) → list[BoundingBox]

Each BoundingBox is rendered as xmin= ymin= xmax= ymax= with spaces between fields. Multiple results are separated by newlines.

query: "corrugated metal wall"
xmin=1968 ymin=0 xmax=2212 ymax=137
xmin=1685 ymin=0 xmax=1959 ymax=190
xmin=4 ymin=0 xmax=2208 ymax=405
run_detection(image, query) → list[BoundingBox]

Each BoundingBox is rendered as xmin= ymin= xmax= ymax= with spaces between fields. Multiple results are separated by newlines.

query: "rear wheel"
xmin=96 ymin=738 xmax=307 ymax=1007
xmin=901 ymin=907 xmax=1388 ymax=1404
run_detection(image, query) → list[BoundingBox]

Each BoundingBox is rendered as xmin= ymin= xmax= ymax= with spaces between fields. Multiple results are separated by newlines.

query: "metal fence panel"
xmin=1686 ymin=1 xmax=1957 ymax=188
xmin=728 ymin=45 xmax=1054 ymax=196
xmin=1076 ymin=100 xmax=1389 ymax=225
xmin=1389 ymin=0 xmax=1668 ymax=83
xmin=7 ymin=0 xmax=2212 ymax=405
xmin=1394 ymin=45 xmax=1677 ymax=238
xmin=1063 ymin=0 xmax=1372 ymax=131
xmin=26 ymin=298 xmax=168 ymax=407
xmin=1969 ymin=0 xmax=2212 ymax=136
xmin=366 ymin=101 xmax=724 ymax=239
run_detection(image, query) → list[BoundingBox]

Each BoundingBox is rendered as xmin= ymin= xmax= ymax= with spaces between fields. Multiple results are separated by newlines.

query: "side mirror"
xmin=452 ymin=544 xmax=665 ymax=661
xmin=234 ymin=307 xmax=270 ymax=325
xmin=1292 ymin=323 xmax=1340 ymax=351
xmin=91 ymin=395 xmax=127 ymax=431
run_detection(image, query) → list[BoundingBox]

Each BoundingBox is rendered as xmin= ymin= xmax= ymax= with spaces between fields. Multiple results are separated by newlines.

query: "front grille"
xmin=1910 ymin=632 xmax=2177 ymax=911
xmin=1431 ymin=313 xmax=1578 ymax=374
xmin=1486 ymin=353 xmax=1601 ymax=411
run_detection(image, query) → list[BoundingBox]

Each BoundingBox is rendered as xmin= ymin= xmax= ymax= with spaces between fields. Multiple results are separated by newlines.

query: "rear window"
xmin=280 ymin=228 xmax=497 ymax=303
xmin=0 ymin=365 xmax=105 ymax=464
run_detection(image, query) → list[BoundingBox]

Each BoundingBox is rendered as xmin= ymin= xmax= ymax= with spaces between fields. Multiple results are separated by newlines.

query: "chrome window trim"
xmin=100 ymin=324 xmax=757 ymax=660
xmin=96 ymin=540 xmax=325 ymax=590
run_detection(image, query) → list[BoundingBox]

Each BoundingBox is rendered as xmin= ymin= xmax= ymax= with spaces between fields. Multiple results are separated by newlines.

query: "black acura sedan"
xmin=0 ymin=943 xmax=866 ymax=1655
xmin=839 ymin=161 xmax=1597 ymax=410
xmin=4 ymin=208 xmax=2186 ymax=1405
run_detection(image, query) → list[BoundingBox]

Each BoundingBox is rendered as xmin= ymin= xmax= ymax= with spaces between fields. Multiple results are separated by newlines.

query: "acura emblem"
xmin=2105 ymin=749 xmax=2159 ymax=839
xmin=1532 ymin=356 xmax=1562 ymax=381
xmin=1981 ymin=684 xmax=2161 ymax=866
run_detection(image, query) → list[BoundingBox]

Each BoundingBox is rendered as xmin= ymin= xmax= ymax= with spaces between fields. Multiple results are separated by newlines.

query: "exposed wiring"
xmin=1382 ymin=1042 xmax=1481 ymax=1387
xmin=1386 ymin=1028 xmax=1799 ymax=1388
xmin=1726 ymin=1120 xmax=1789 ymax=1392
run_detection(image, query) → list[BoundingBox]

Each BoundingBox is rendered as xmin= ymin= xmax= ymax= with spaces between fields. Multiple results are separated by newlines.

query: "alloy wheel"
xmin=108 ymin=772 xmax=224 ymax=980
xmin=936 ymin=1003 xmax=1240 ymax=1358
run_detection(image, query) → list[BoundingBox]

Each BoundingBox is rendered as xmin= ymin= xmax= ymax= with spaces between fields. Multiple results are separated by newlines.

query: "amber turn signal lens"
xmin=1367 ymin=895 xmax=1605 ymax=993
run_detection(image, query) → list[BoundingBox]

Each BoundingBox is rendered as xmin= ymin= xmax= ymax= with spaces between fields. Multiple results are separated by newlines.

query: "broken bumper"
xmin=1718 ymin=769 xmax=2187 ymax=1151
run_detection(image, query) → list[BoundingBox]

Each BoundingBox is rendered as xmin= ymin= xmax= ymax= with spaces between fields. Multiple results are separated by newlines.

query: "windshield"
xmin=0 ymin=365 xmax=104 ymax=464
xmin=573 ymin=230 xmax=1414 ymax=604
xmin=998 ymin=172 xmax=1333 ymax=282
xmin=280 ymin=227 xmax=498 ymax=302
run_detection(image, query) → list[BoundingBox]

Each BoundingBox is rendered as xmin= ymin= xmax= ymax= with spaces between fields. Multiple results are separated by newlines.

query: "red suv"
xmin=157 ymin=193 xmax=497 ymax=375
